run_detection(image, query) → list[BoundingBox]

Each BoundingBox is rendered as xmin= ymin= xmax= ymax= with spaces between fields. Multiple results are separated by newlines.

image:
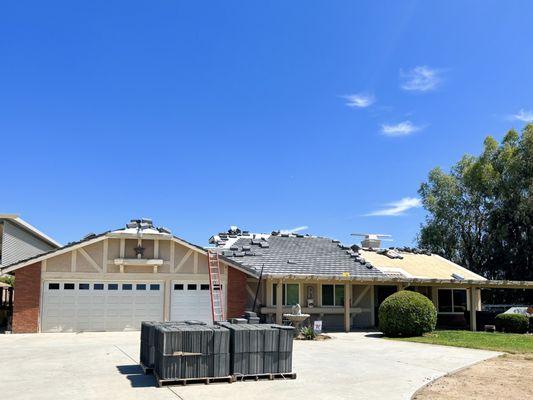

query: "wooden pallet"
xmin=154 ymin=373 xmax=234 ymax=387
xmin=232 ymin=372 xmax=297 ymax=382
xmin=140 ymin=363 xmax=153 ymax=375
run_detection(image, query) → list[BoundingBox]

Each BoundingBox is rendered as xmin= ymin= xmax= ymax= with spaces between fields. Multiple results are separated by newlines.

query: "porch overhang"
xmin=262 ymin=274 xmax=533 ymax=289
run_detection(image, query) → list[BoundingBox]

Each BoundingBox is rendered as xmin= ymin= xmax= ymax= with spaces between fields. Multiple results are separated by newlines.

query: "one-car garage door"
xmin=41 ymin=281 xmax=164 ymax=332
xmin=170 ymin=281 xmax=217 ymax=323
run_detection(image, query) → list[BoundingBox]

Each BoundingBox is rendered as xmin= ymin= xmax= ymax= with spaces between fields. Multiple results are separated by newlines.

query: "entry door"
xmin=170 ymin=281 xmax=215 ymax=323
xmin=41 ymin=281 xmax=164 ymax=332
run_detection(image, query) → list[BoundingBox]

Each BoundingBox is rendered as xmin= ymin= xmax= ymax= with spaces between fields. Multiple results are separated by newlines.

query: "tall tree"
xmin=418 ymin=124 xmax=533 ymax=285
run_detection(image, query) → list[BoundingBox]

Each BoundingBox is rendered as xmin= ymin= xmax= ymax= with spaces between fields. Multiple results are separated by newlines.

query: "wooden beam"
xmin=175 ymin=249 xmax=193 ymax=273
xmin=119 ymin=238 xmax=125 ymax=258
xmin=78 ymin=248 xmax=103 ymax=272
xmin=370 ymin=285 xmax=375 ymax=327
xmin=71 ymin=250 xmax=77 ymax=272
xmin=470 ymin=287 xmax=478 ymax=331
xmin=344 ymin=283 xmax=351 ymax=332
xmin=169 ymin=242 xmax=175 ymax=271
xmin=102 ymin=239 xmax=108 ymax=273
xmin=193 ymin=253 xmax=198 ymax=274
xmin=276 ymin=279 xmax=283 ymax=324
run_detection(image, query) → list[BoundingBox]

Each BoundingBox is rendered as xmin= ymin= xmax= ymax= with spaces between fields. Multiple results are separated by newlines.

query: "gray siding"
xmin=1 ymin=221 xmax=55 ymax=266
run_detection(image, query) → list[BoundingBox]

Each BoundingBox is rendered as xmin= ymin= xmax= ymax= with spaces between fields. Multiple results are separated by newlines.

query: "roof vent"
xmin=451 ymin=273 xmax=464 ymax=280
xmin=351 ymin=233 xmax=392 ymax=249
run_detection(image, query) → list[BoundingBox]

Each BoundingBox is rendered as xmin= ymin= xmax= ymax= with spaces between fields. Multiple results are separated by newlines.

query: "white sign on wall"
xmin=313 ymin=320 xmax=322 ymax=334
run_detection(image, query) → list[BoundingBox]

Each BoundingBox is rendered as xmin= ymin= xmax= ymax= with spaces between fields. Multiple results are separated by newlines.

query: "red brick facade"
xmin=12 ymin=262 xmax=41 ymax=333
xmin=226 ymin=267 xmax=248 ymax=318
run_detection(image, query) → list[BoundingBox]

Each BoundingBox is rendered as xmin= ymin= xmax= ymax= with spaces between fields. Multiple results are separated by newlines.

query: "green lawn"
xmin=392 ymin=330 xmax=533 ymax=354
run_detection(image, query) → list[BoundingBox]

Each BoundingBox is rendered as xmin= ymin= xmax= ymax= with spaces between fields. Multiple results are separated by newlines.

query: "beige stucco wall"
xmin=42 ymin=237 xmax=219 ymax=279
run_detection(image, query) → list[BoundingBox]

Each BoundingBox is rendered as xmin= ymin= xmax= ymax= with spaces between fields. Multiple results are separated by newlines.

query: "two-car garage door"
xmin=41 ymin=280 xmax=218 ymax=332
xmin=41 ymin=281 xmax=165 ymax=332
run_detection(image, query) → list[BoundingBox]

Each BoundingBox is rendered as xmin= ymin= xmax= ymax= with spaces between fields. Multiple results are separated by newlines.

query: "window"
xmin=64 ymin=283 xmax=75 ymax=290
xmin=108 ymin=283 xmax=118 ymax=290
xmin=187 ymin=284 xmax=197 ymax=291
xmin=174 ymin=284 xmax=184 ymax=290
xmin=438 ymin=289 xmax=467 ymax=313
xmin=136 ymin=284 xmax=146 ymax=290
xmin=79 ymin=283 xmax=90 ymax=290
xmin=122 ymin=284 xmax=133 ymax=290
xmin=321 ymin=285 xmax=345 ymax=306
xmin=150 ymin=284 xmax=160 ymax=291
xmin=322 ymin=285 xmax=334 ymax=306
xmin=94 ymin=284 xmax=104 ymax=290
xmin=48 ymin=283 xmax=60 ymax=290
xmin=272 ymin=283 xmax=299 ymax=306
xmin=453 ymin=290 xmax=467 ymax=312
xmin=200 ymin=284 xmax=210 ymax=290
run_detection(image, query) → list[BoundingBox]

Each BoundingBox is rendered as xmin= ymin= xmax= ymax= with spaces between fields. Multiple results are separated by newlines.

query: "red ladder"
xmin=207 ymin=250 xmax=225 ymax=322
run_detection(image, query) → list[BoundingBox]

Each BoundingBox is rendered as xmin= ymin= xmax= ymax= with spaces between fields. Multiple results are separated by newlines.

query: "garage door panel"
xmin=42 ymin=281 xmax=164 ymax=332
xmin=170 ymin=281 xmax=215 ymax=324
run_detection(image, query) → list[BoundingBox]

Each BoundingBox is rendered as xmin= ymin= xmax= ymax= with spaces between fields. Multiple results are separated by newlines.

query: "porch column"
xmin=344 ymin=283 xmax=351 ymax=333
xmin=276 ymin=279 xmax=283 ymax=324
xmin=469 ymin=286 xmax=478 ymax=331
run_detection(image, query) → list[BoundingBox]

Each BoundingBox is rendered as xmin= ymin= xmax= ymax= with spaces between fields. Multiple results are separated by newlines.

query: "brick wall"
xmin=226 ymin=267 xmax=247 ymax=318
xmin=12 ymin=262 xmax=41 ymax=333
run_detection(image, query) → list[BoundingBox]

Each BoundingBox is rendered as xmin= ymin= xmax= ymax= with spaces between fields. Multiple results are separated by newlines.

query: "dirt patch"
xmin=413 ymin=354 xmax=533 ymax=400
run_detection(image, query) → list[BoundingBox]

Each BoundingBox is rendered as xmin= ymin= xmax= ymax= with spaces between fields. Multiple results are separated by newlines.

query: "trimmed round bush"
xmin=379 ymin=290 xmax=437 ymax=337
xmin=494 ymin=313 xmax=529 ymax=334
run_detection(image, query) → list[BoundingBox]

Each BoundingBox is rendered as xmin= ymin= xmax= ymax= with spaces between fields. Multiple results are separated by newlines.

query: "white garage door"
xmin=41 ymin=281 xmax=164 ymax=332
xmin=170 ymin=281 xmax=217 ymax=323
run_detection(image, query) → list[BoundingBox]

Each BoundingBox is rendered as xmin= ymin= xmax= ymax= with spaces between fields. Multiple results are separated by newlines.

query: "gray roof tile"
xmin=217 ymin=235 xmax=385 ymax=278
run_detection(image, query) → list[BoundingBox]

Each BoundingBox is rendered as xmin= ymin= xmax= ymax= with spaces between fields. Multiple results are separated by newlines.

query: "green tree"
xmin=418 ymin=124 xmax=533 ymax=288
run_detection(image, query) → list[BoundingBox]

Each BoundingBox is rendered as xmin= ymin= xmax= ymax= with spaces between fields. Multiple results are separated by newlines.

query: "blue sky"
xmin=2 ymin=1 xmax=532 ymax=247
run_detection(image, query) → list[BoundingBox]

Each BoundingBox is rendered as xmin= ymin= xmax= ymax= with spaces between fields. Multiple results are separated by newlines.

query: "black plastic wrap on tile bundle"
xmin=140 ymin=321 xmax=188 ymax=369
xmin=150 ymin=322 xmax=231 ymax=380
xmin=216 ymin=322 xmax=295 ymax=375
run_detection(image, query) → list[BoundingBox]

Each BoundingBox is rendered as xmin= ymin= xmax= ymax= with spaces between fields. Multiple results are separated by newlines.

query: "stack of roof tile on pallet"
xmin=142 ymin=321 xmax=231 ymax=381
xmin=218 ymin=322 xmax=294 ymax=376
xmin=141 ymin=321 xmax=187 ymax=371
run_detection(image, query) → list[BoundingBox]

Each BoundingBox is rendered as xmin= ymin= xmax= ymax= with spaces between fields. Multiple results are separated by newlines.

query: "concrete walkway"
xmin=0 ymin=331 xmax=500 ymax=400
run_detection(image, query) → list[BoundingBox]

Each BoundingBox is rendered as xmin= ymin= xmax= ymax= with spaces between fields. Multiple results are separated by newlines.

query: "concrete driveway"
xmin=0 ymin=331 xmax=499 ymax=400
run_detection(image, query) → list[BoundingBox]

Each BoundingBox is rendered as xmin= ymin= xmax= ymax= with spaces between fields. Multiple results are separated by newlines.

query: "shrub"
xmin=495 ymin=313 xmax=529 ymax=334
xmin=300 ymin=326 xmax=316 ymax=340
xmin=379 ymin=290 xmax=437 ymax=337
xmin=530 ymin=317 xmax=533 ymax=333
xmin=0 ymin=275 xmax=14 ymax=286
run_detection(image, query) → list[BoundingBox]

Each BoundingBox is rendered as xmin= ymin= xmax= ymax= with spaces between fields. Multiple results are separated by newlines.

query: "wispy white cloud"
xmin=342 ymin=93 xmax=375 ymax=108
xmin=280 ymin=226 xmax=309 ymax=234
xmin=400 ymin=66 xmax=441 ymax=92
xmin=510 ymin=109 xmax=533 ymax=122
xmin=381 ymin=120 xmax=422 ymax=136
xmin=364 ymin=197 xmax=422 ymax=217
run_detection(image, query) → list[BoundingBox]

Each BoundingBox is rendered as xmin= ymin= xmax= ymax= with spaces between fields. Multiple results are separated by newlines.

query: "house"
xmin=0 ymin=219 xmax=255 ymax=333
xmin=210 ymin=228 xmax=532 ymax=332
xmin=0 ymin=214 xmax=61 ymax=269
xmin=1 ymin=220 xmax=531 ymax=334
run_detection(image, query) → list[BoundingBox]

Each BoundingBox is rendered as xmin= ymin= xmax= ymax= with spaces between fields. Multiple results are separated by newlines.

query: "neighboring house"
xmin=0 ymin=215 xmax=61 ymax=269
xmin=1 ymin=220 xmax=531 ymax=334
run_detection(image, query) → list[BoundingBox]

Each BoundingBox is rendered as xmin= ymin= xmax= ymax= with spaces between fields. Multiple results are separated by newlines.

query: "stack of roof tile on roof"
xmin=212 ymin=232 xmax=386 ymax=279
